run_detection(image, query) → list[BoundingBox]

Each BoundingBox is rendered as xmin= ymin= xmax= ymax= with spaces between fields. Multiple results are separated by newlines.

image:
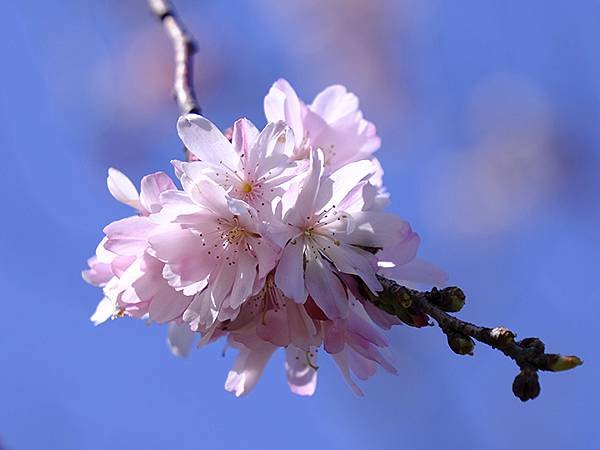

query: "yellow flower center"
xmin=241 ymin=181 xmax=253 ymax=194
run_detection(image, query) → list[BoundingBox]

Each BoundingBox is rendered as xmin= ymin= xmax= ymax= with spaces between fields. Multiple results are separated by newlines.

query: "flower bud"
xmin=430 ymin=287 xmax=465 ymax=312
xmin=519 ymin=337 xmax=545 ymax=353
xmin=490 ymin=327 xmax=516 ymax=348
xmin=512 ymin=368 xmax=540 ymax=401
xmin=446 ymin=331 xmax=475 ymax=355
xmin=546 ymin=354 xmax=583 ymax=372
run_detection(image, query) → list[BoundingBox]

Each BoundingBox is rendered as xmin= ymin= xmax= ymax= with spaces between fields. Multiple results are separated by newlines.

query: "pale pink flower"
xmin=83 ymin=168 xmax=192 ymax=324
xmin=274 ymin=149 xmax=410 ymax=319
xmin=264 ymin=79 xmax=380 ymax=173
xmin=149 ymin=178 xmax=279 ymax=332
xmin=84 ymin=80 xmax=448 ymax=398
xmin=174 ymin=114 xmax=297 ymax=217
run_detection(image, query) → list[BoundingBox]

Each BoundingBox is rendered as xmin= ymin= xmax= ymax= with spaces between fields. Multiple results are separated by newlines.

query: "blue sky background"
xmin=0 ymin=1 xmax=597 ymax=449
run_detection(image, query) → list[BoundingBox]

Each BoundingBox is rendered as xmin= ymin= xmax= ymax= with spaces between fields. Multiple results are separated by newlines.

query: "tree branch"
xmin=366 ymin=276 xmax=583 ymax=401
xmin=148 ymin=0 xmax=200 ymax=116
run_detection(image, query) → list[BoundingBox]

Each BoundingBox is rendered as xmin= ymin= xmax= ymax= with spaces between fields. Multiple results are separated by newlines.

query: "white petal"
xmin=177 ymin=114 xmax=240 ymax=172
xmin=107 ymin=168 xmax=141 ymax=210
xmin=90 ymin=297 xmax=115 ymax=325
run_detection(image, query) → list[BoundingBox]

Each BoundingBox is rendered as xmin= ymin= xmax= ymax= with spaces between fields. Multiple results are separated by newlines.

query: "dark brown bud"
xmin=429 ymin=287 xmax=465 ymax=312
xmin=512 ymin=368 xmax=541 ymax=401
xmin=518 ymin=337 xmax=545 ymax=353
xmin=446 ymin=331 xmax=475 ymax=355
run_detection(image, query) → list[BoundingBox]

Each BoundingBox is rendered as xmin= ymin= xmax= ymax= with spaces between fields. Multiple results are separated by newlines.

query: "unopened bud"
xmin=446 ymin=331 xmax=475 ymax=355
xmin=546 ymin=354 xmax=583 ymax=372
xmin=519 ymin=337 xmax=545 ymax=353
xmin=430 ymin=287 xmax=465 ymax=312
xmin=512 ymin=368 xmax=540 ymax=401
xmin=490 ymin=327 xmax=516 ymax=348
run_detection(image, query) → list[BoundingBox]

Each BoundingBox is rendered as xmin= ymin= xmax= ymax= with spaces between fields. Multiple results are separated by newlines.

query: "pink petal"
xmin=257 ymin=307 xmax=290 ymax=347
xmin=318 ymin=237 xmax=381 ymax=293
xmin=286 ymin=149 xmax=324 ymax=225
xmin=346 ymin=211 xmax=411 ymax=248
xmin=361 ymin=300 xmax=402 ymax=330
xmin=139 ymin=171 xmax=176 ymax=214
xmin=285 ymin=346 xmax=317 ymax=396
xmin=275 ymin=238 xmax=307 ymax=303
xmin=250 ymin=236 xmax=279 ymax=280
xmin=332 ymin=353 xmax=364 ymax=396
xmin=103 ymin=216 xmax=156 ymax=256
xmin=264 ymin=79 xmax=305 ymax=141
xmin=149 ymin=284 xmax=193 ymax=323
xmin=324 ymin=322 xmax=346 ymax=354
xmin=305 ymin=256 xmax=348 ymax=319
xmin=149 ymin=228 xmax=212 ymax=290
xmin=232 ymin=117 xmax=259 ymax=161
xmin=309 ymin=85 xmax=359 ymax=124
xmin=227 ymin=249 xmax=256 ymax=310
xmin=224 ymin=342 xmax=276 ymax=397
xmin=286 ymin=302 xmax=320 ymax=349
xmin=82 ymin=257 xmax=114 ymax=287
xmin=389 ymin=258 xmax=449 ymax=286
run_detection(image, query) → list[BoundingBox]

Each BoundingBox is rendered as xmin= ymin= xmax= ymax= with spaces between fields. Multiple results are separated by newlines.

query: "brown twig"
xmin=367 ymin=276 xmax=583 ymax=401
xmin=148 ymin=0 xmax=200 ymax=116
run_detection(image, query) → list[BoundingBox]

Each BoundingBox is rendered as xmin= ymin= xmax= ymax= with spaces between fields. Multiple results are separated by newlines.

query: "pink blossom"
xmin=274 ymin=148 xmax=409 ymax=319
xmin=174 ymin=114 xmax=296 ymax=216
xmin=264 ymin=79 xmax=380 ymax=173
xmin=84 ymin=81 xmax=448 ymax=398
xmin=149 ymin=178 xmax=279 ymax=332
xmin=83 ymin=168 xmax=192 ymax=324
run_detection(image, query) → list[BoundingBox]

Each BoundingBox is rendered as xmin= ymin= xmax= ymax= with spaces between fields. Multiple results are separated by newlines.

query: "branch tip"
xmin=369 ymin=276 xmax=582 ymax=401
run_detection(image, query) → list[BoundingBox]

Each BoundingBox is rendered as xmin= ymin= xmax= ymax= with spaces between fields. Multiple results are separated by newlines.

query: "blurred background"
xmin=0 ymin=1 xmax=598 ymax=449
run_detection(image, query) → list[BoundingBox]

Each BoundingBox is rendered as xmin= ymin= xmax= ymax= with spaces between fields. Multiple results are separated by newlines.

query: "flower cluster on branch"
xmin=85 ymin=0 xmax=582 ymax=401
xmin=83 ymin=81 xmax=446 ymax=396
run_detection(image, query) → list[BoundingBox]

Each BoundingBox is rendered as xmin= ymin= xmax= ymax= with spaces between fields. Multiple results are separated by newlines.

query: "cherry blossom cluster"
xmin=83 ymin=79 xmax=445 ymax=396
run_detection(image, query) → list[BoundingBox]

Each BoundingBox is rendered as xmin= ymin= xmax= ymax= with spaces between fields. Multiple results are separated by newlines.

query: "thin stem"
xmin=148 ymin=0 xmax=200 ymax=116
